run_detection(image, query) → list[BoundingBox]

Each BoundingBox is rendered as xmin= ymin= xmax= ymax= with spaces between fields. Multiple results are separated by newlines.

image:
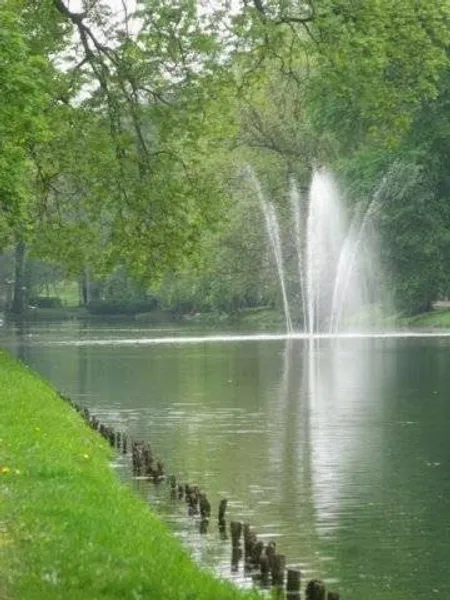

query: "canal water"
xmin=2 ymin=321 xmax=450 ymax=599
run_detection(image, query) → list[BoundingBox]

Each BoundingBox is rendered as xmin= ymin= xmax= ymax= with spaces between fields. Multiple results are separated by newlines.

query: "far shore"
xmin=2 ymin=303 xmax=450 ymax=332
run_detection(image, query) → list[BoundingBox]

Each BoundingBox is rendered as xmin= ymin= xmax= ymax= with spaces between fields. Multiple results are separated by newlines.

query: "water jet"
xmin=253 ymin=168 xmax=382 ymax=335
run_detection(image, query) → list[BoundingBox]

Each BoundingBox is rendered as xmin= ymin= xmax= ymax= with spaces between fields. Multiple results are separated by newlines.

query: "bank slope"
xmin=0 ymin=350 xmax=258 ymax=600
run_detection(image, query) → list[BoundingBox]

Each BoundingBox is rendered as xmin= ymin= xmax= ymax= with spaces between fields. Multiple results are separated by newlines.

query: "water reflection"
xmin=308 ymin=338 xmax=385 ymax=536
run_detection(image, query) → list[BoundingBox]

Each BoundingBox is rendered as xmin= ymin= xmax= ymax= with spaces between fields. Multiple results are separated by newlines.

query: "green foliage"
xmin=2 ymin=0 xmax=450 ymax=319
xmin=0 ymin=2 xmax=51 ymax=239
xmin=306 ymin=0 xmax=450 ymax=150
xmin=377 ymin=163 xmax=445 ymax=315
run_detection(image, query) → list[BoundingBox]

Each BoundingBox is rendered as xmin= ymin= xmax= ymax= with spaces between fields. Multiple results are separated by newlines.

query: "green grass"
xmin=0 ymin=350 xmax=259 ymax=600
xmin=399 ymin=307 xmax=450 ymax=328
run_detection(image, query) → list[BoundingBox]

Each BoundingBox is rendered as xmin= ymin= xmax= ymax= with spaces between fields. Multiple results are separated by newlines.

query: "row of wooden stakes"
xmin=62 ymin=394 xmax=166 ymax=482
xmin=63 ymin=394 xmax=341 ymax=599
xmin=167 ymin=474 xmax=341 ymax=600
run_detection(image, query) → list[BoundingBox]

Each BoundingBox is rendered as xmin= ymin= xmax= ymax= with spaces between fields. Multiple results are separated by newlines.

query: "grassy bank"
xmin=0 ymin=350 xmax=258 ymax=600
xmin=398 ymin=307 xmax=450 ymax=328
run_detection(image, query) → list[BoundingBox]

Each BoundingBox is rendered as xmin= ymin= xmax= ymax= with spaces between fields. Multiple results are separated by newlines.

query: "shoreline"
xmin=0 ymin=349 xmax=258 ymax=600
xmin=2 ymin=304 xmax=450 ymax=331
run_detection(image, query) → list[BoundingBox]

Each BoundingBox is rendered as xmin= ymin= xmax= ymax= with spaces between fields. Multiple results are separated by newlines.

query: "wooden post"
xmin=306 ymin=579 xmax=326 ymax=600
xmin=142 ymin=443 xmax=153 ymax=476
xmin=218 ymin=498 xmax=227 ymax=523
xmin=177 ymin=483 xmax=184 ymax=500
xmin=252 ymin=540 xmax=264 ymax=566
xmin=169 ymin=475 xmax=177 ymax=499
xmin=108 ymin=428 xmax=115 ymax=447
xmin=271 ymin=553 xmax=286 ymax=586
xmin=243 ymin=524 xmax=257 ymax=558
xmin=218 ymin=519 xmax=227 ymax=539
xmin=186 ymin=485 xmax=199 ymax=516
xmin=245 ymin=531 xmax=257 ymax=563
xmin=231 ymin=546 xmax=242 ymax=572
xmin=243 ymin=523 xmax=251 ymax=549
xmin=259 ymin=552 xmax=270 ymax=588
xmin=132 ymin=441 xmax=141 ymax=475
xmin=287 ymin=568 xmax=301 ymax=599
xmin=184 ymin=483 xmax=191 ymax=500
xmin=230 ymin=521 xmax=242 ymax=548
xmin=265 ymin=541 xmax=276 ymax=571
xmin=154 ymin=460 xmax=164 ymax=482
xmin=199 ymin=493 xmax=211 ymax=520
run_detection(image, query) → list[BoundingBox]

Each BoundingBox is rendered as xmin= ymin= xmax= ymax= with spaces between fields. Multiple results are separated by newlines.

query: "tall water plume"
xmin=248 ymin=168 xmax=293 ymax=334
xmin=306 ymin=170 xmax=347 ymax=334
xmin=252 ymin=168 xmax=381 ymax=334
xmin=290 ymin=179 xmax=307 ymax=331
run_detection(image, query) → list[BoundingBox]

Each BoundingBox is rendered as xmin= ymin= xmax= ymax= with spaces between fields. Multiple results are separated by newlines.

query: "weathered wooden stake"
xmin=286 ymin=568 xmax=301 ymax=599
xmin=259 ymin=552 xmax=270 ymax=587
xmin=218 ymin=498 xmax=228 ymax=523
xmin=218 ymin=519 xmax=227 ymax=539
xmin=271 ymin=553 xmax=286 ymax=586
xmin=154 ymin=460 xmax=164 ymax=482
xmin=184 ymin=483 xmax=191 ymax=500
xmin=199 ymin=493 xmax=211 ymax=519
xmin=306 ymin=579 xmax=326 ymax=600
xmin=230 ymin=521 xmax=242 ymax=548
xmin=177 ymin=483 xmax=184 ymax=500
xmin=231 ymin=546 xmax=242 ymax=572
xmin=169 ymin=475 xmax=177 ymax=499
xmin=243 ymin=523 xmax=257 ymax=560
xmin=243 ymin=523 xmax=251 ymax=548
xmin=252 ymin=540 xmax=264 ymax=566
xmin=265 ymin=541 xmax=276 ymax=571
xmin=132 ymin=441 xmax=143 ymax=475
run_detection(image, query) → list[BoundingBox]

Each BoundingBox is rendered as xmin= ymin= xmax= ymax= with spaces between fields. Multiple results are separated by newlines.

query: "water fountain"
xmin=254 ymin=168 xmax=382 ymax=335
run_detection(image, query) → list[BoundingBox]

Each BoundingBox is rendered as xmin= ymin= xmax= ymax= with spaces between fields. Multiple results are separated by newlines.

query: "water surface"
xmin=3 ymin=321 xmax=450 ymax=599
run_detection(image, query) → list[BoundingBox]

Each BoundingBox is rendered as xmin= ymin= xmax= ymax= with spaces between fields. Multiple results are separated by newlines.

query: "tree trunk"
xmin=11 ymin=240 xmax=27 ymax=315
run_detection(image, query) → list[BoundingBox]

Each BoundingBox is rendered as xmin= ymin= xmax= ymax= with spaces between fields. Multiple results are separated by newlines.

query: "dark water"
xmin=3 ymin=321 xmax=450 ymax=599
